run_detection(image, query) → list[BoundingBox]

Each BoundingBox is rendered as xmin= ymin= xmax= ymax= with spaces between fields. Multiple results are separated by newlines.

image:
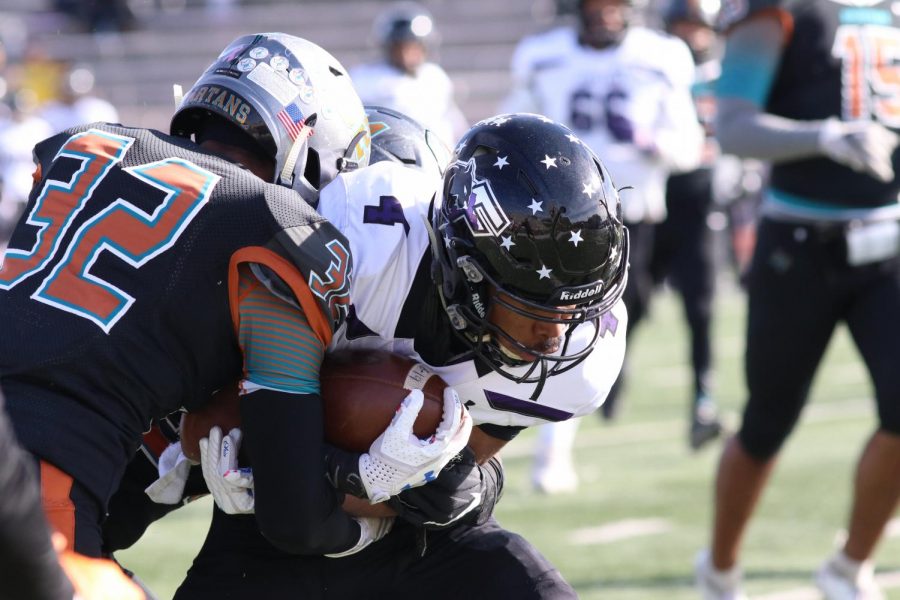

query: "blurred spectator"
xmin=350 ymin=2 xmax=468 ymax=147
xmin=38 ymin=63 xmax=119 ymax=133
xmin=0 ymin=90 xmax=52 ymax=246
xmin=502 ymin=0 xmax=703 ymax=493
xmin=54 ymin=0 xmax=136 ymax=33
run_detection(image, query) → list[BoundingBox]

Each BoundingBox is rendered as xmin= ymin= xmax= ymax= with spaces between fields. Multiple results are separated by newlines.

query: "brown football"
xmin=179 ymin=349 xmax=446 ymax=461
xmin=320 ymin=349 xmax=446 ymax=453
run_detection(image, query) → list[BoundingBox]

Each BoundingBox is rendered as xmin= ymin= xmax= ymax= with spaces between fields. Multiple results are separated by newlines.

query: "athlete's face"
xmin=487 ymin=289 xmax=573 ymax=362
xmin=201 ymin=139 xmax=275 ymax=181
xmin=669 ymin=19 xmax=716 ymax=62
xmin=388 ymin=40 xmax=426 ymax=75
xmin=580 ymin=0 xmax=631 ymax=49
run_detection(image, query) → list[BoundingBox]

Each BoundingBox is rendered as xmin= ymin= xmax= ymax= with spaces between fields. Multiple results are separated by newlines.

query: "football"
xmin=179 ymin=349 xmax=446 ymax=461
xmin=320 ymin=349 xmax=446 ymax=452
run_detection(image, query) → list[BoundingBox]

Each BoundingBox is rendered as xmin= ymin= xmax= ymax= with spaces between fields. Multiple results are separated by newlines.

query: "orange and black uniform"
xmin=0 ymin=123 xmax=357 ymax=556
xmin=0 ymin=395 xmax=75 ymax=599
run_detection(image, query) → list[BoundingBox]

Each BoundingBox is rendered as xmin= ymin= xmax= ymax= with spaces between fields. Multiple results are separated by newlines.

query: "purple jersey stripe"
xmin=483 ymin=390 xmax=574 ymax=422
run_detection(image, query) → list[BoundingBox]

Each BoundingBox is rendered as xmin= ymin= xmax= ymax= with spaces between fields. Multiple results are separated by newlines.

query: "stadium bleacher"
xmin=4 ymin=0 xmax=562 ymax=131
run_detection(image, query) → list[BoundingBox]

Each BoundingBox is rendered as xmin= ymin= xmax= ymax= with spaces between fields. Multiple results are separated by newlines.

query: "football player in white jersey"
xmin=323 ymin=109 xmax=628 ymax=448
xmin=503 ymin=0 xmax=703 ymax=492
xmin=349 ymin=2 xmax=468 ymax=148
xmin=176 ymin=111 xmax=630 ymax=599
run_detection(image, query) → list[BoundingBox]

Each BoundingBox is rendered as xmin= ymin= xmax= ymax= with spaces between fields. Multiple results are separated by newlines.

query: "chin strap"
xmin=336 ymin=129 xmax=368 ymax=173
xmin=279 ymin=113 xmax=317 ymax=188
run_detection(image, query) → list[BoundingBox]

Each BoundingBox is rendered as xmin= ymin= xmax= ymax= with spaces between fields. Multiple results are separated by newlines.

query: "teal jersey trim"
xmin=716 ymin=33 xmax=780 ymax=107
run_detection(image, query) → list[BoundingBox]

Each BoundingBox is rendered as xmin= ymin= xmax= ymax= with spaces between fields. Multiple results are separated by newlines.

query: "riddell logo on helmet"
xmin=559 ymin=284 xmax=603 ymax=301
xmin=471 ymin=292 xmax=486 ymax=317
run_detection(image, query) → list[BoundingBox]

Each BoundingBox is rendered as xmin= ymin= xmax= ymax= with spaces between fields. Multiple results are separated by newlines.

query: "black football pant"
xmin=650 ymin=170 xmax=716 ymax=399
xmin=603 ymin=169 xmax=715 ymax=418
xmin=739 ymin=217 xmax=900 ymax=459
xmin=174 ymin=506 xmax=576 ymax=599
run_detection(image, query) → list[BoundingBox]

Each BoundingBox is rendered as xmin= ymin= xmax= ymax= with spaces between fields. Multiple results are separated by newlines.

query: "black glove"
xmin=322 ymin=442 xmax=366 ymax=499
xmin=387 ymin=447 xmax=504 ymax=529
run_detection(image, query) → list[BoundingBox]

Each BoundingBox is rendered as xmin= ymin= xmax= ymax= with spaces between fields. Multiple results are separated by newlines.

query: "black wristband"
xmin=322 ymin=442 xmax=367 ymax=498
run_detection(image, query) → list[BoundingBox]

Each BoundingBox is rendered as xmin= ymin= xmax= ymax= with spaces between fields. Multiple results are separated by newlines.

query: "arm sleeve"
xmin=241 ymin=389 xmax=359 ymax=555
xmin=715 ymin=14 xmax=824 ymax=162
xmin=235 ymin=265 xmax=360 ymax=554
xmin=0 ymin=401 xmax=75 ymax=600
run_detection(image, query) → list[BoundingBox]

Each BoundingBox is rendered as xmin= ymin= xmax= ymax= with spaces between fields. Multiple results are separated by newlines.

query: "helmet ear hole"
xmin=304 ymin=148 xmax=321 ymax=190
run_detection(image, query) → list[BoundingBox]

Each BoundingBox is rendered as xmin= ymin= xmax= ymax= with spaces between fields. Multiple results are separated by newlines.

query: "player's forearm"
xmin=716 ymin=98 xmax=824 ymax=163
xmin=240 ymin=389 xmax=359 ymax=555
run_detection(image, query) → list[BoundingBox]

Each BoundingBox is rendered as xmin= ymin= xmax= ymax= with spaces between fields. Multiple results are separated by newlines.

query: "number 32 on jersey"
xmin=0 ymin=129 xmax=218 ymax=333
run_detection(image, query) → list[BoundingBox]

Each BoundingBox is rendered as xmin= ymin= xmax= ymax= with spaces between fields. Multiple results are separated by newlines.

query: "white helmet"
xmin=171 ymin=33 xmax=370 ymax=203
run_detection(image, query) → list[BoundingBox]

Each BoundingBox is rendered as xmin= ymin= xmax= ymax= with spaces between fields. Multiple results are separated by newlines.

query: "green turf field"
xmin=117 ymin=281 xmax=900 ymax=599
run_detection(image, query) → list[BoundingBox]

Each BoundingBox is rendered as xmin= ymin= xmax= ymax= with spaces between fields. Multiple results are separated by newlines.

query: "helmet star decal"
xmin=528 ymin=198 xmax=543 ymax=214
xmin=494 ymin=155 xmax=509 ymax=170
xmin=500 ymin=235 xmax=515 ymax=250
xmin=541 ymin=155 xmax=558 ymax=169
xmin=582 ymin=181 xmax=595 ymax=197
xmin=569 ymin=230 xmax=584 ymax=247
xmin=536 ymin=264 xmax=553 ymax=279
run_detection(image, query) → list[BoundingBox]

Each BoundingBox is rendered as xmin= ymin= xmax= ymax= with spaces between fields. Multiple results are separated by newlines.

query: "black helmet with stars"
xmin=430 ymin=113 xmax=630 ymax=388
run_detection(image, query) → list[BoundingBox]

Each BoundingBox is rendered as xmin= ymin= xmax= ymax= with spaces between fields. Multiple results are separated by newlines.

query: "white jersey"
xmin=350 ymin=61 xmax=468 ymax=148
xmin=502 ymin=26 xmax=702 ymax=224
xmin=318 ymin=161 xmax=627 ymax=430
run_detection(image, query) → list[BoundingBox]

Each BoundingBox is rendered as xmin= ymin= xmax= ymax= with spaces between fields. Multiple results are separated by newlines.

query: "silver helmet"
xmin=171 ymin=33 xmax=371 ymax=203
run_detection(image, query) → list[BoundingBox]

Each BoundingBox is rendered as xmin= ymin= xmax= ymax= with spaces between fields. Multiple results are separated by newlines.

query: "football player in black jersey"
xmin=695 ymin=2 xmax=900 ymax=599
xmin=0 ymin=32 xmax=469 ymax=570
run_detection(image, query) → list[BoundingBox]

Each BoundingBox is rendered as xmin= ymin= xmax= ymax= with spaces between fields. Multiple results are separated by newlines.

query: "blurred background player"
xmin=651 ymin=0 xmax=724 ymax=451
xmin=502 ymin=0 xmax=703 ymax=493
xmin=350 ymin=1 xmax=468 ymax=147
xmin=0 ymin=88 xmax=52 ymax=247
xmin=694 ymin=2 xmax=900 ymax=599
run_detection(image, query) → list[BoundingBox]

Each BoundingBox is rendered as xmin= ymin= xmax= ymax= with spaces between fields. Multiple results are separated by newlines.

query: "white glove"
xmin=323 ymin=516 xmax=396 ymax=558
xmin=144 ymin=441 xmax=193 ymax=504
xmin=818 ymin=117 xmax=900 ymax=182
xmin=199 ymin=426 xmax=255 ymax=514
xmin=359 ymin=388 xmax=472 ymax=504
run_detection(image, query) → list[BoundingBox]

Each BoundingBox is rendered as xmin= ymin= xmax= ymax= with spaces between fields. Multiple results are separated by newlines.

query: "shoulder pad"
xmin=271 ymin=218 xmax=353 ymax=334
